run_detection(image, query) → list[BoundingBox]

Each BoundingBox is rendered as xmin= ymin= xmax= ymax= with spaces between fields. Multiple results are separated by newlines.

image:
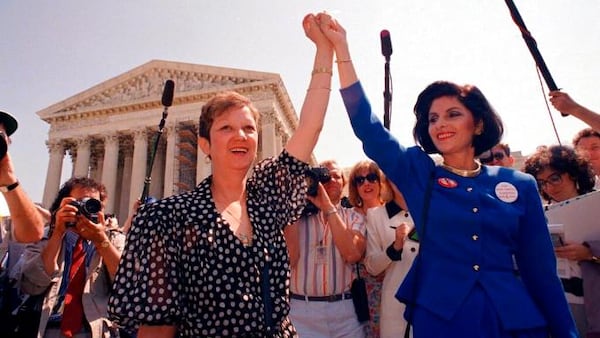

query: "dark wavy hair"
xmin=522 ymin=145 xmax=595 ymax=202
xmin=572 ymin=127 xmax=600 ymax=147
xmin=413 ymin=81 xmax=504 ymax=156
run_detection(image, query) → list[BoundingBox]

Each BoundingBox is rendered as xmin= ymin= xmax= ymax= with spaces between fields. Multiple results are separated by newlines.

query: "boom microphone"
xmin=381 ymin=30 xmax=393 ymax=129
xmin=161 ymin=79 xmax=175 ymax=107
xmin=380 ymin=29 xmax=392 ymax=61
xmin=141 ymin=79 xmax=175 ymax=205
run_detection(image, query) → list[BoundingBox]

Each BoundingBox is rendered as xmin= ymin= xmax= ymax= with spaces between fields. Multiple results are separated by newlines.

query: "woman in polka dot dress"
xmin=108 ymin=12 xmax=335 ymax=337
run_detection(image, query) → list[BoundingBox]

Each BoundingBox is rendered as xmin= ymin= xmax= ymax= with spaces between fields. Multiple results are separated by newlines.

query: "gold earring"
xmin=204 ymin=155 xmax=211 ymax=163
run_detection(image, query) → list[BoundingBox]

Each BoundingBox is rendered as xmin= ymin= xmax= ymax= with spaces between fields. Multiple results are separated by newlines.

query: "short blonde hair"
xmin=347 ymin=160 xmax=389 ymax=207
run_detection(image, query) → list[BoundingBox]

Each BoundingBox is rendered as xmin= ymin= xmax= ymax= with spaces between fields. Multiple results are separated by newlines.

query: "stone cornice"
xmin=37 ymin=60 xmax=284 ymax=124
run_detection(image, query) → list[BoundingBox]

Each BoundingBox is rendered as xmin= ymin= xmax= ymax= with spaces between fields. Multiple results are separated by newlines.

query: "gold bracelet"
xmin=307 ymin=87 xmax=331 ymax=91
xmin=311 ymin=67 xmax=332 ymax=76
xmin=335 ymin=59 xmax=352 ymax=63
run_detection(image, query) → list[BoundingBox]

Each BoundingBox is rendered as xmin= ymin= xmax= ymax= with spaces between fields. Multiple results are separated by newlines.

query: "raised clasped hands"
xmin=303 ymin=12 xmax=346 ymax=48
xmin=303 ymin=12 xmax=328 ymax=47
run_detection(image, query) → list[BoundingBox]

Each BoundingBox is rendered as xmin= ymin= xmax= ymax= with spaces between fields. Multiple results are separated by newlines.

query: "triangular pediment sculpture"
xmin=37 ymin=59 xmax=282 ymax=120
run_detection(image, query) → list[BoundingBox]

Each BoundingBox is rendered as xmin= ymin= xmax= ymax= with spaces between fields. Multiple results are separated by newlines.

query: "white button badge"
xmin=495 ymin=182 xmax=518 ymax=203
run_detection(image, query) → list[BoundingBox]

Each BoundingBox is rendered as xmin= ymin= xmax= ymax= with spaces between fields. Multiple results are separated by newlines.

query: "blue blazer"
xmin=340 ymin=81 xmax=577 ymax=338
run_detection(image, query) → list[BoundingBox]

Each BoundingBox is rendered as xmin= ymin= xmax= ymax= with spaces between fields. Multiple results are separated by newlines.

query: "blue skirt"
xmin=411 ymin=285 xmax=549 ymax=338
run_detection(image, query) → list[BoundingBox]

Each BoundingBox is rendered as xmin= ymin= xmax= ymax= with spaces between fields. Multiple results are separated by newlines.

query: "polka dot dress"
xmin=108 ymin=151 xmax=308 ymax=337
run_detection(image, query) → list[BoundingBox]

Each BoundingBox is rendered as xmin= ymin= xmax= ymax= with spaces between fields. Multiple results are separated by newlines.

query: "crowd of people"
xmin=1 ymin=11 xmax=599 ymax=338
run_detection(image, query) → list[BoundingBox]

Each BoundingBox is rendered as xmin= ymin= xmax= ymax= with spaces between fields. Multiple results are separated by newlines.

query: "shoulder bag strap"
xmin=404 ymin=172 xmax=435 ymax=338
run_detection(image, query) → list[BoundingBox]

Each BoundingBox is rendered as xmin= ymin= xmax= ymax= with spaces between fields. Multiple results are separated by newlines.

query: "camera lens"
xmin=81 ymin=197 xmax=102 ymax=214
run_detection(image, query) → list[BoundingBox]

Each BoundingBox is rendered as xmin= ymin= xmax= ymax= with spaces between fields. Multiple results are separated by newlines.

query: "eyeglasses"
xmin=536 ymin=172 xmax=563 ymax=189
xmin=354 ymin=173 xmax=379 ymax=186
xmin=479 ymin=151 xmax=505 ymax=164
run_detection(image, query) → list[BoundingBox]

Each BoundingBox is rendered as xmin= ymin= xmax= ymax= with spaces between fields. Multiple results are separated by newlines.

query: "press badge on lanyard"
xmin=315 ymin=245 xmax=328 ymax=265
xmin=315 ymin=214 xmax=330 ymax=265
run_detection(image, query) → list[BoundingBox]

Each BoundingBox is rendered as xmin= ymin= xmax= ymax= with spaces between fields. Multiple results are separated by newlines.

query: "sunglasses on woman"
xmin=479 ymin=151 xmax=505 ymax=164
xmin=354 ymin=173 xmax=379 ymax=186
xmin=536 ymin=172 xmax=563 ymax=189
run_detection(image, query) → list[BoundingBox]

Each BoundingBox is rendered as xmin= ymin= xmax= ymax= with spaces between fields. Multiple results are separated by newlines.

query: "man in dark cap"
xmin=0 ymin=110 xmax=44 ymax=242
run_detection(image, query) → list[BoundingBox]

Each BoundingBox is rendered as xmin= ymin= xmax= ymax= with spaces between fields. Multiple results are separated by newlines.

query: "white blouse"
xmin=364 ymin=203 xmax=418 ymax=338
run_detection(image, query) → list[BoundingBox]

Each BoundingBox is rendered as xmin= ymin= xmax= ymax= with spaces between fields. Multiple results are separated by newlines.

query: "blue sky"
xmin=1 ymin=0 xmax=599 ymax=204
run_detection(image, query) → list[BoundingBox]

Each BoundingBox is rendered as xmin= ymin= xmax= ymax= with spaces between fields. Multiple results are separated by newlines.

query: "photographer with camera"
xmin=0 ymin=110 xmax=45 ymax=243
xmin=17 ymin=177 xmax=125 ymax=337
xmin=285 ymin=159 xmax=367 ymax=337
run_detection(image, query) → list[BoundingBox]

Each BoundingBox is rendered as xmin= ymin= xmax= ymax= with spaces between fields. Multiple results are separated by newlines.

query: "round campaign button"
xmin=495 ymin=182 xmax=518 ymax=203
xmin=438 ymin=177 xmax=458 ymax=188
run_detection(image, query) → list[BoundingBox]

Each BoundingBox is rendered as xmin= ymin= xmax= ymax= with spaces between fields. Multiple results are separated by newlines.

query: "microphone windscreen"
xmin=380 ymin=30 xmax=392 ymax=58
xmin=161 ymin=80 xmax=175 ymax=107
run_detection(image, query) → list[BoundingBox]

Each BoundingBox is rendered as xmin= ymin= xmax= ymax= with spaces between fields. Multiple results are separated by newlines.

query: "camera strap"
xmin=404 ymin=171 xmax=434 ymax=338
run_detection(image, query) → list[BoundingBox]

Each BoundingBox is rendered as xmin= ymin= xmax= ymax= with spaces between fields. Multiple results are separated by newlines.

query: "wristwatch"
xmin=0 ymin=181 xmax=19 ymax=193
xmin=95 ymin=239 xmax=111 ymax=249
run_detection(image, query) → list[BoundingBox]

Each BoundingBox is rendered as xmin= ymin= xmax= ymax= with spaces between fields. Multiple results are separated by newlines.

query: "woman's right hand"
xmin=393 ymin=222 xmax=410 ymax=251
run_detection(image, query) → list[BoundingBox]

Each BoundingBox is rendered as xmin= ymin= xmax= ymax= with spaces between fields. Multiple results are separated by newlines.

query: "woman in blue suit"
xmin=314 ymin=13 xmax=578 ymax=338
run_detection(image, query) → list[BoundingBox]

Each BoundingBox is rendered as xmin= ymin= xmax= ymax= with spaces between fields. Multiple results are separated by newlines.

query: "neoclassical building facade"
xmin=37 ymin=60 xmax=303 ymax=221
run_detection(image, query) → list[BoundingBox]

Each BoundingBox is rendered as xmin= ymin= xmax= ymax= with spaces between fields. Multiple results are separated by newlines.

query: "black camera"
xmin=302 ymin=166 xmax=332 ymax=217
xmin=305 ymin=166 xmax=331 ymax=196
xmin=0 ymin=131 xmax=7 ymax=161
xmin=66 ymin=197 xmax=102 ymax=227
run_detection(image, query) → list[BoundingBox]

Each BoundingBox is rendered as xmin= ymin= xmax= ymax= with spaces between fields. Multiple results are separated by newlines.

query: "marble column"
xmin=73 ymin=137 xmax=91 ymax=177
xmin=163 ymin=125 xmax=176 ymax=197
xmin=261 ymin=122 xmax=278 ymax=159
xmin=119 ymin=142 xmax=133 ymax=221
xmin=101 ymin=133 xmax=119 ymax=214
xmin=149 ymin=137 xmax=166 ymax=200
xmin=274 ymin=125 xmax=283 ymax=155
xmin=42 ymin=141 xmax=65 ymax=208
xmin=129 ymin=129 xmax=148 ymax=206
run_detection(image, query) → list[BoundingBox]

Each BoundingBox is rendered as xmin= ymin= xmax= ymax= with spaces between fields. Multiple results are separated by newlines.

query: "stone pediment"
xmin=37 ymin=59 xmax=283 ymax=122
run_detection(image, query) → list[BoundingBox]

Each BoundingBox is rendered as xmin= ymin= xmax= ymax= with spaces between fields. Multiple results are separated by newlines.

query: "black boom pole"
xmin=140 ymin=79 xmax=175 ymax=204
xmin=504 ymin=0 xmax=568 ymax=117
xmin=504 ymin=0 xmax=559 ymax=92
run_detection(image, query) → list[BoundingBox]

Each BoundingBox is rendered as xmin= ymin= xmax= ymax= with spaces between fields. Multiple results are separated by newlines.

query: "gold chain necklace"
xmin=440 ymin=161 xmax=482 ymax=178
xmin=213 ymin=188 xmax=253 ymax=247
xmin=221 ymin=207 xmax=253 ymax=247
